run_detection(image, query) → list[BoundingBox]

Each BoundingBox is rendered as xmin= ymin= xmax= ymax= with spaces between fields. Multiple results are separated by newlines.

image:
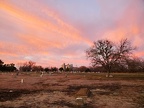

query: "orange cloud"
xmin=0 ymin=1 xmax=92 ymax=67
xmin=101 ymin=0 xmax=144 ymax=47
xmin=0 ymin=0 xmax=91 ymax=47
xmin=131 ymin=25 xmax=140 ymax=35
xmin=0 ymin=41 xmax=28 ymax=55
xmin=134 ymin=51 xmax=144 ymax=58
xmin=27 ymin=0 xmax=92 ymax=44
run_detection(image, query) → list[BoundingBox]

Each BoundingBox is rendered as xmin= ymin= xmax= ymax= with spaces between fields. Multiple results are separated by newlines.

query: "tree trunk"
xmin=107 ymin=71 xmax=110 ymax=77
xmin=107 ymin=65 xmax=111 ymax=77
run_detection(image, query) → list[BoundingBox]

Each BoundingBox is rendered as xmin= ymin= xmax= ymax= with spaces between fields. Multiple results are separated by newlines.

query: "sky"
xmin=0 ymin=0 xmax=144 ymax=68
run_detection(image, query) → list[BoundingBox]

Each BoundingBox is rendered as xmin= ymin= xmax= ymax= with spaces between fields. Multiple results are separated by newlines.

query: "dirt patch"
xmin=0 ymin=89 xmax=40 ymax=102
xmin=66 ymin=83 xmax=121 ymax=96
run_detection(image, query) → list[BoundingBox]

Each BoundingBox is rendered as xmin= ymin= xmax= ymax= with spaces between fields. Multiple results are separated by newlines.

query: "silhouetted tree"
xmin=19 ymin=61 xmax=36 ymax=72
xmin=78 ymin=66 xmax=87 ymax=72
xmin=44 ymin=67 xmax=50 ymax=72
xmin=140 ymin=60 xmax=144 ymax=72
xmin=0 ymin=60 xmax=4 ymax=71
xmin=85 ymin=68 xmax=91 ymax=72
xmin=0 ymin=60 xmax=4 ymax=65
xmin=32 ymin=65 xmax=43 ymax=72
xmin=125 ymin=57 xmax=144 ymax=72
xmin=59 ymin=67 xmax=63 ymax=72
xmin=50 ymin=67 xmax=58 ymax=72
xmin=86 ymin=39 xmax=135 ymax=76
xmin=0 ymin=60 xmax=16 ymax=72
xmin=9 ymin=63 xmax=17 ymax=72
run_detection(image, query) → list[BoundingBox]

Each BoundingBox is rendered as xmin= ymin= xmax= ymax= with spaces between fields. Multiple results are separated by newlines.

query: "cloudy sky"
xmin=0 ymin=0 xmax=144 ymax=67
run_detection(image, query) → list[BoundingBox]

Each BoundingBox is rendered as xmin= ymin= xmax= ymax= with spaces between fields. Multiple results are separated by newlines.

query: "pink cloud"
xmin=0 ymin=1 xmax=91 ymax=67
xmin=134 ymin=51 xmax=144 ymax=58
xmin=0 ymin=0 xmax=91 ymax=45
xmin=97 ymin=0 xmax=144 ymax=48
xmin=1 ymin=0 xmax=144 ymax=67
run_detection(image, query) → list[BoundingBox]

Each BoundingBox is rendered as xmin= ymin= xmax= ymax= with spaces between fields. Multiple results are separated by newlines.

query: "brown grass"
xmin=0 ymin=72 xmax=144 ymax=108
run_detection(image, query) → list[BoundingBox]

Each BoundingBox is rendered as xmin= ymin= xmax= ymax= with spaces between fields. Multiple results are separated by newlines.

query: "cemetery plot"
xmin=0 ymin=72 xmax=144 ymax=108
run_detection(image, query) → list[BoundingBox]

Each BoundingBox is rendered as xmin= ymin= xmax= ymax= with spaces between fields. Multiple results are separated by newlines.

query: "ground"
xmin=0 ymin=72 xmax=144 ymax=108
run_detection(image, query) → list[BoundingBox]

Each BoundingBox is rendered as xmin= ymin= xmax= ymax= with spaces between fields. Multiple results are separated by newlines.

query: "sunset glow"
xmin=0 ymin=0 xmax=144 ymax=67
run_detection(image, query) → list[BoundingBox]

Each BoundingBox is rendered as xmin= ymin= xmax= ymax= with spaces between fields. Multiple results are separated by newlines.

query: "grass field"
xmin=0 ymin=72 xmax=144 ymax=108
xmin=82 ymin=72 xmax=144 ymax=80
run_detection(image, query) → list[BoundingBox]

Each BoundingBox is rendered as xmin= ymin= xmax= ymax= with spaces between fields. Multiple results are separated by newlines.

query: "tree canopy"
xmin=0 ymin=59 xmax=17 ymax=72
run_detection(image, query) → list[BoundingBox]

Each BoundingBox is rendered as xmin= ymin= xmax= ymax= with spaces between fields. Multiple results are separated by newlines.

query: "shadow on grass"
xmin=0 ymin=89 xmax=40 ymax=102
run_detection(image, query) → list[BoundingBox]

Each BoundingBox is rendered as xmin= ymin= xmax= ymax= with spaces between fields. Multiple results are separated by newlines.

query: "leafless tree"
xmin=86 ymin=39 xmax=135 ymax=76
xmin=19 ymin=61 xmax=36 ymax=72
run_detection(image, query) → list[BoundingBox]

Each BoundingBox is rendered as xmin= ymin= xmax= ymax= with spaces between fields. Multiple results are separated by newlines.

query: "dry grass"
xmin=0 ymin=72 xmax=144 ymax=108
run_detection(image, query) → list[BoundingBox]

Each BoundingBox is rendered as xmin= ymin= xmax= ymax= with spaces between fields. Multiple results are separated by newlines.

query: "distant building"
xmin=66 ymin=64 xmax=73 ymax=69
xmin=61 ymin=63 xmax=73 ymax=71
xmin=62 ymin=63 xmax=66 ymax=70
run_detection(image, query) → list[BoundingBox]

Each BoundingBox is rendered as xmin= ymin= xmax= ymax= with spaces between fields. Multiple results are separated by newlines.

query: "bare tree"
xmin=86 ymin=39 xmax=135 ymax=76
xmin=0 ymin=59 xmax=4 ymax=66
xmin=0 ymin=59 xmax=4 ymax=71
xmin=19 ymin=61 xmax=36 ymax=72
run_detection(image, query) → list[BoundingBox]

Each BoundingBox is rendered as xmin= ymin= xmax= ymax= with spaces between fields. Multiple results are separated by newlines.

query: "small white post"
xmin=21 ymin=79 xmax=24 ymax=83
xmin=40 ymin=74 xmax=43 ymax=77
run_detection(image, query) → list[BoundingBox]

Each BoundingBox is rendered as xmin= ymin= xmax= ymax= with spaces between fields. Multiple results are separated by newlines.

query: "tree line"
xmin=0 ymin=60 xmax=17 ymax=72
xmin=0 ymin=59 xmax=99 ymax=73
xmin=0 ymin=38 xmax=144 ymax=73
xmin=1 ymin=58 xmax=144 ymax=73
xmin=18 ymin=61 xmax=58 ymax=72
